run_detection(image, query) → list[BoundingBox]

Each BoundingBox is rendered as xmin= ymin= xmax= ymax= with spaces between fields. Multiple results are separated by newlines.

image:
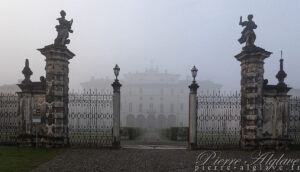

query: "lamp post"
xmin=191 ymin=65 xmax=198 ymax=82
xmin=188 ymin=66 xmax=199 ymax=149
xmin=112 ymin=64 xmax=122 ymax=148
xmin=112 ymin=64 xmax=121 ymax=92
xmin=113 ymin=64 xmax=120 ymax=80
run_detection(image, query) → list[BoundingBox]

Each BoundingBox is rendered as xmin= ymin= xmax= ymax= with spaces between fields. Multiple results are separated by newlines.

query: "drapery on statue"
xmin=238 ymin=14 xmax=257 ymax=47
xmin=54 ymin=10 xmax=73 ymax=48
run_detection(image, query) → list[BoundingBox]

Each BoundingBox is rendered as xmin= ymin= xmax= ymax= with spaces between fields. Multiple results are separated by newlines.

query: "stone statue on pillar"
xmin=37 ymin=10 xmax=75 ymax=147
xmin=238 ymin=14 xmax=257 ymax=48
xmin=17 ymin=10 xmax=75 ymax=147
xmin=54 ymin=10 xmax=73 ymax=48
xmin=236 ymin=15 xmax=292 ymax=148
xmin=235 ymin=14 xmax=273 ymax=149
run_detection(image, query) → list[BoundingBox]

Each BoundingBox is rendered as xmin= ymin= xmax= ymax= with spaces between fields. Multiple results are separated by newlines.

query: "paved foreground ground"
xmin=33 ymin=148 xmax=196 ymax=172
xmin=32 ymin=148 xmax=300 ymax=172
xmin=32 ymin=132 xmax=300 ymax=171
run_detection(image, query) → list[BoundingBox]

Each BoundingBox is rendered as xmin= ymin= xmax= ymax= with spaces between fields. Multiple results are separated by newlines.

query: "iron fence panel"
xmin=68 ymin=90 xmax=113 ymax=147
xmin=197 ymin=92 xmax=241 ymax=149
xmin=0 ymin=91 xmax=114 ymax=147
xmin=0 ymin=93 xmax=18 ymax=145
xmin=289 ymin=97 xmax=300 ymax=146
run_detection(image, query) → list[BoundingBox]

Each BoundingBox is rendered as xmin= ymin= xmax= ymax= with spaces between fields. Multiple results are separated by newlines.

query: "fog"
xmin=0 ymin=0 xmax=299 ymax=90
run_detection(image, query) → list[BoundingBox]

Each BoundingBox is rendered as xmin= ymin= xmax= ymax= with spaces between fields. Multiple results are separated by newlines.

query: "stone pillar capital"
xmin=235 ymin=47 xmax=272 ymax=63
xmin=189 ymin=81 xmax=199 ymax=93
xmin=112 ymin=79 xmax=122 ymax=93
xmin=38 ymin=44 xmax=75 ymax=61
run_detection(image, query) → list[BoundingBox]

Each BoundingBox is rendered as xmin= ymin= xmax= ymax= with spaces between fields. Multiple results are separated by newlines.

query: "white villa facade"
xmin=81 ymin=67 xmax=222 ymax=129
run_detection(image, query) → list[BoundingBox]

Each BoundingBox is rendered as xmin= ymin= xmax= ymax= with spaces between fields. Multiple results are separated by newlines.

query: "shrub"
xmin=159 ymin=127 xmax=188 ymax=141
xmin=120 ymin=127 xmax=144 ymax=140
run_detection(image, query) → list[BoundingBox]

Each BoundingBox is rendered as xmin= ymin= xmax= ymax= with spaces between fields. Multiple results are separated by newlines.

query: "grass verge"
xmin=0 ymin=146 xmax=66 ymax=172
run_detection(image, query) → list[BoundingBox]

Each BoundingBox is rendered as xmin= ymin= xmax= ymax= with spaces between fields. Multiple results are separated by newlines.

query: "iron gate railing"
xmin=1 ymin=91 xmax=300 ymax=148
xmin=196 ymin=93 xmax=300 ymax=149
xmin=0 ymin=93 xmax=18 ymax=145
xmin=68 ymin=90 xmax=113 ymax=147
xmin=289 ymin=97 xmax=300 ymax=146
xmin=197 ymin=92 xmax=241 ymax=149
xmin=0 ymin=91 xmax=114 ymax=147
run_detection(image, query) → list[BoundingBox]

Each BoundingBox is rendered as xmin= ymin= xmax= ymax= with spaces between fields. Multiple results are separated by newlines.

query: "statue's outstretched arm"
xmin=239 ymin=16 xmax=248 ymax=26
xmin=240 ymin=21 xmax=247 ymax=26
xmin=239 ymin=16 xmax=242 ymax=25
xmin=69 ymin=19 xmax=73 ymax=33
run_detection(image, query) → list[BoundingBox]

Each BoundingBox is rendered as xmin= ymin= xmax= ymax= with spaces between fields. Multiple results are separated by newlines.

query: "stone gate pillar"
xmin=236 ymin=15 xmax=292 ymax=149
xmin=188 ymin=66 xmax=199 ymax=149
xmin=235 ymin=47 xmax=271 ymax=149
xmin=38 ymin=10 xmax=74 ymax=147
xmin=235 ymin=14 xmax=273 ymax=149
xmin=38 ymin=45 xmax=75 ymax=147
xmin=17 ymin=10 xmax=75 ymax=147
xmin=112 ymin=64 xmax=121 ymax=148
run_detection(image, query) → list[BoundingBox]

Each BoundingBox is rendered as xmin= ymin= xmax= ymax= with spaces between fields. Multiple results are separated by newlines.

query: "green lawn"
xmin=0 ymin=146 xmax=66 ymax=172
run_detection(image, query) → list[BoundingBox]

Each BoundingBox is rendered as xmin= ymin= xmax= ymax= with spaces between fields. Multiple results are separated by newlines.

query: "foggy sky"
xmin=0 ymin=0 xmax=299 ymax=90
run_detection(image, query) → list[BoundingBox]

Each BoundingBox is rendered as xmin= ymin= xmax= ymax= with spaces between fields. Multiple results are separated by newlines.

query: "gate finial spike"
xmin=276 ymin=51 xmax=287 ymax=88
xmin=21 ymin=59 xmax=33 ymax=84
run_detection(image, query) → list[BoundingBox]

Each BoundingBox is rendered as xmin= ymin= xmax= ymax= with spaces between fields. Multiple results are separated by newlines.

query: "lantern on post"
xmin=191 ymin=66 xmax=198 ymax=82
xmin=113 ymin=64 xmax=120 ymax=80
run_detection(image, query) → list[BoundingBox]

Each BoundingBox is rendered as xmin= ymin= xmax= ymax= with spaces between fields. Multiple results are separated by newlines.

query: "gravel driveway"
xmin=32 ymin=148 xmax=300 ymax=172
xmin=32 ymin=148 xmax=197 ymax=172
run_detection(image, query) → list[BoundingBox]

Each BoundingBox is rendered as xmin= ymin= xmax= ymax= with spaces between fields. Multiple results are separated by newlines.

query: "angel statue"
xmin=238 ymin=14 xmax=257 ymax=47
xmin=54 ymin=10 xmax=73 ymax=48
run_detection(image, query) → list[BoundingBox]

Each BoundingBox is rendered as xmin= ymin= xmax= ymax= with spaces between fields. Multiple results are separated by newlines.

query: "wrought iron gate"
xmin=1 ymin=91 xmax=300 ymax=149
xmin=289 ymin=97 xmax=300 ymax=146
xmin=196 ymin=92 xmax=241 ymax=149
xmin=68 ymin=90 xmax=113 ymax=147
xmin=0 ymin=93 xmax=18 ymax=145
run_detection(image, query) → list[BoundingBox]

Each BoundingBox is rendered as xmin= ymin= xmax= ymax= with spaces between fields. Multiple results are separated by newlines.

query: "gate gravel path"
xmin=32 ymin=149 xmax=300 ymax=172
xmin=121 ymin=131 xmax=187 ymax=146
xmin=32 ymin=149 xmax=197 ymax=172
